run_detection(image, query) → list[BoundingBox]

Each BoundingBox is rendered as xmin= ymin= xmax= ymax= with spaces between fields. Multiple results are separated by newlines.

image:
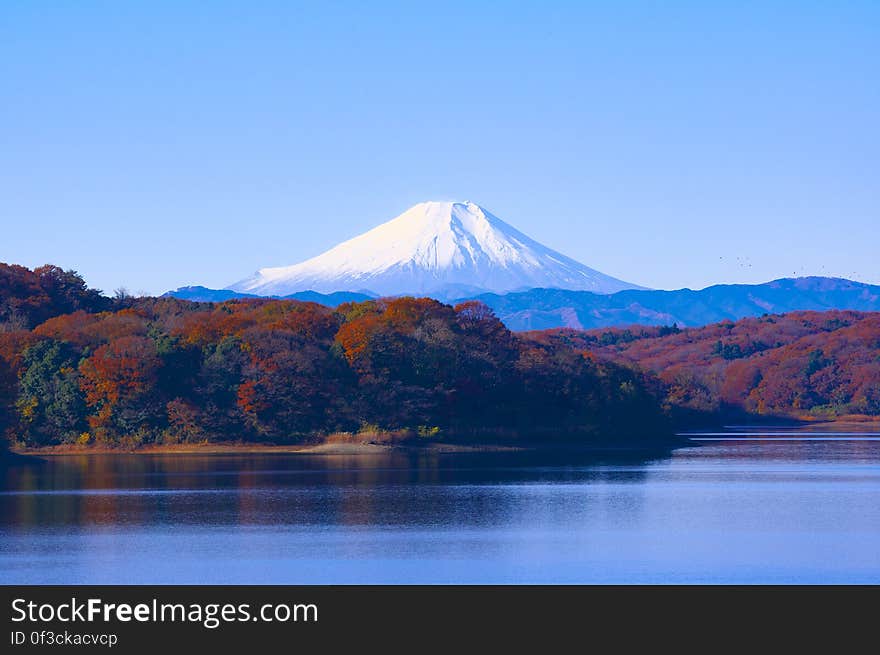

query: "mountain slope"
xmin=465 ymin=277 xmax=880 ymax=330
xmin=228 ymin=201 xmax=641 ymax=297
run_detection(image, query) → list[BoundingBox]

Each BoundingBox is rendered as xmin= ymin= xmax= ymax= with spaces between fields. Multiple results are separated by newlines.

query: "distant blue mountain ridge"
xmin=163 ymin=286 xmax=375 ymax=306
xmin=164 ymin=277 xmax=880 ymax=331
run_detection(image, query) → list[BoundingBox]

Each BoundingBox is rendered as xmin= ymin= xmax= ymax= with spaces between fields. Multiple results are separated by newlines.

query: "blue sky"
xmin=1 ymin=1 xmax=877 ymax=295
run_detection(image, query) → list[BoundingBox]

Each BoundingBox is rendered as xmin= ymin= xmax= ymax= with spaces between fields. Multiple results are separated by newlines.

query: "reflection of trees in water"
xmin=0 ymin=449 xmax=675 ymax=530
xmin=680 ymin=438 xmax=880 ymax=464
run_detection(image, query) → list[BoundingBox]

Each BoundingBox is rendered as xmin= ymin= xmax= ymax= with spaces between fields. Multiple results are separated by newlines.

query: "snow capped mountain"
xmin=228 ymin=201 xmax=642 ymax=297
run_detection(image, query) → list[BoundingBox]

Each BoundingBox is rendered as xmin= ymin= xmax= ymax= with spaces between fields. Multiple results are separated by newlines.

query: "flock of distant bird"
xmin=716 ymin=255 xmax=865 ymax=281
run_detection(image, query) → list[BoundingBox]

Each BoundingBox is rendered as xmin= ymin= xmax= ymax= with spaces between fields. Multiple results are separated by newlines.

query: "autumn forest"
xmin=1 ymin=263 xmax=878 ymax=450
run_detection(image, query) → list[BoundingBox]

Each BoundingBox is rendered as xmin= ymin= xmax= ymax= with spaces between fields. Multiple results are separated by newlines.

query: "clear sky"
xmin=1 ymin=1 xmax=878 ymax=295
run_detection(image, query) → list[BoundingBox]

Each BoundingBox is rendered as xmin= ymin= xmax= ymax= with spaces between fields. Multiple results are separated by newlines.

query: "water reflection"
xmin=1 ymin=450 xmax=666 ymax=530
xmin=2 ymin=438 xmax=879 ymax=584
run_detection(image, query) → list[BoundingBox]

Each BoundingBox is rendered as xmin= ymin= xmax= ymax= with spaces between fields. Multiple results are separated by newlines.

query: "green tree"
xmin=16 ymin=340 xmax=87 ymax=445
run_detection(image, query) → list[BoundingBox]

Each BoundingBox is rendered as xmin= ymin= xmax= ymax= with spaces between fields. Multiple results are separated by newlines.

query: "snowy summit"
xmin=228 ymin=201 xmax=641 ymax=297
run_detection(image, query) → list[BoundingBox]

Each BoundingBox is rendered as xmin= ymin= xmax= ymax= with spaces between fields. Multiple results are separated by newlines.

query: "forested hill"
xmin=4 ymin=263 xmax=878 ymax=449
xmin=528 ymin=311 xmax=880 ymax=420
xmin=0 ymin=264 xmax=665 ymax=448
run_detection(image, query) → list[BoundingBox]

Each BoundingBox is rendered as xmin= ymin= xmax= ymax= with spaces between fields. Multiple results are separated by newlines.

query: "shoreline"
xmin=11 ymin=441 xmax=522 ymax=456
xmin=9 ymin=437 xmax=685 ymax=457
xmin=8 ymin=418 xmax=876 ymax=458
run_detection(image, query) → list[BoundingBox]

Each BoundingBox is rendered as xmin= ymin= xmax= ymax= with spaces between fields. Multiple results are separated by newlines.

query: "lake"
xmin=2 ymin=428 xmax=879 ymax=584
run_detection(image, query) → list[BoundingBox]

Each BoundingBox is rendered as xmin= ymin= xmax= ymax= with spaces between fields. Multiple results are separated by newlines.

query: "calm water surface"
xmin=2 ymin=429 xmax=879 ymax=583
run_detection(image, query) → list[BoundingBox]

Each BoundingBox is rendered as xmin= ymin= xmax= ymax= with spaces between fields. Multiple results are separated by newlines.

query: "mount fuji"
xmin=227 ymin=201 xmax=642 ymax=298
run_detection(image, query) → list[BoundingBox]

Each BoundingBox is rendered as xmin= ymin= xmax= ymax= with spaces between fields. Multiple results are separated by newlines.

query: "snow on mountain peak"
xmin=228 ymin=201 xmax=642 ymax=297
